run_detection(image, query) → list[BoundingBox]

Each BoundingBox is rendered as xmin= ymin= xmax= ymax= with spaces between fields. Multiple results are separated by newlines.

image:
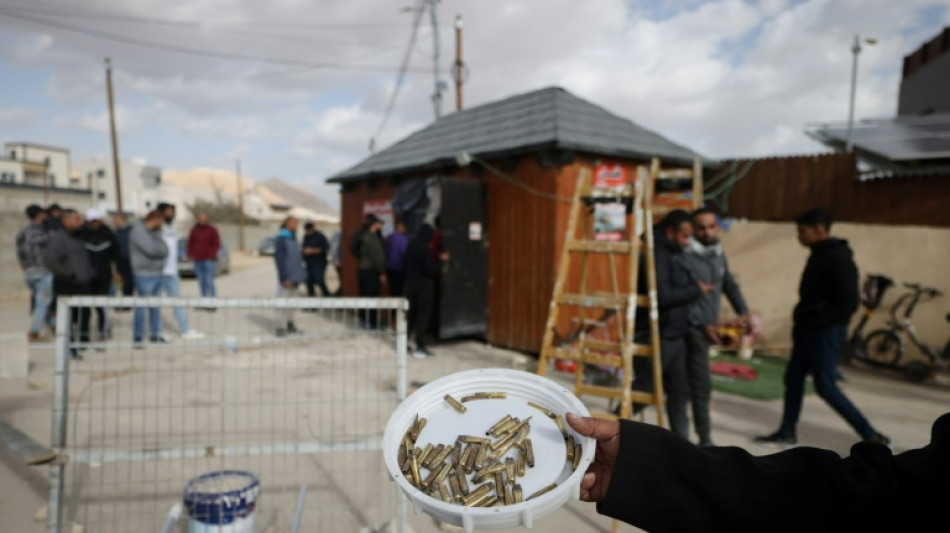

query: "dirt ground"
xmin=1 ymin=258 xmax=948 ymax=533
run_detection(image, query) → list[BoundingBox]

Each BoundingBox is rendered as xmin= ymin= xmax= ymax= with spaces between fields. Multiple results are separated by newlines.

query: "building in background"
xmin=3 ymin=142 xmax=71 ymax=189
xmin=73 ymin=158 xmax=162 ymax=216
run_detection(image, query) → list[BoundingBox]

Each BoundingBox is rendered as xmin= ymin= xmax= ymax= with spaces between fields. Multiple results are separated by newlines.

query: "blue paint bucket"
xmin=183 ymin=470 xmax=260 ymax=533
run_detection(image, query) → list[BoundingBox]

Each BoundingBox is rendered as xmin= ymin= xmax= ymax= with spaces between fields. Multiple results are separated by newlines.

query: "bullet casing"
xmin=566 ymin=436 xmax=575 ymax=463
xmin=524 ymin=439 xmax=535 ymax=467
xmin=461 ymin=483 xmax=493 ymax=505
xmin=487 ymin=415 xmax=512 ymax=435
xmin=444 ymin=394 xmax=467 ymax=413
xmin=419 ymin=444 xmax=434 ymax=467
xmin=410 ymin=452 xmax=421 ymax=487
xmin=554 ymin=415 xmax=568 ymax=440
xmin=432 ymin=444 xmax=453 ymax=467
xmin=527 ymin=483 xmax=557 ymax=501
xmin=494 ymin=472 xmax=505 ymax=495
xmin=431 ymin=462 xmax=452 ymax=490
xmin=474 ymin=443 xmax=488 ymax=470
xmin=439 ymin=483 xmax=452 ymax=503
xmin=505 ymin=457 xmax=515 ymax=480
xmin=513 ymin=484 xmax=523 ymax=503
xmin=527 ymin=401 xmax=555 ymax=418
xmin=452 ymin=442 xmax=462 ymax=465
xmin=573 ymin=442 xmax=583 ymax=471
xmin=425 ymin=444 xmax=444 ymax=468
xmin=456 ymin=469 xmax=470 ymax=496
xmin=480 ymin=496 xmax=499 ymax=507
xmin=504 ymin=485 xmax=514 ymax=506
xmin=489 ymin=417 xmax=519 ymax=438
xmin=465 ymin=444 xmax=478 ymax=473
xmin=449 ymin=475 xmax=462 ymax=502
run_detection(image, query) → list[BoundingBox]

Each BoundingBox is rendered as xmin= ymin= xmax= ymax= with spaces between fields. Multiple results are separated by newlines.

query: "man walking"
xmin=357 ymin=215 xmax=387 ymax=327
xmin=157 ymin=203 xmax=203 ymax=339
xmin=130 ymin=210 xmax=168 ymax=345
xmin=15 ymin=204 xmax=54 ymax=341
xmin=43 ymin=209 xmax=96 ymax=359
xmin=682 ymin=208 xmax=750 ymax=446
xmin=81 ymin=208 xmax=118 ymax=339
xmin=301 ymin=222 xmax=330 ymax=299
xmin=385 ymin=220 xmax=409 ymax=297
xmin=187 ymin=212 xmax=221 ymax=302
xmin=274 ymin=217 xmax=306 ymax=336
xmin=633 ymin=210 xmax=713 ymax=439
xmin=405 ymin=224 xmax=449 ymax=359
xmin=756 ymin=208 xmax=890 ymax=446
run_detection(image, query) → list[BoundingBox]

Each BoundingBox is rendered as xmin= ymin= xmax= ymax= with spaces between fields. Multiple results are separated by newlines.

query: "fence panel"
xmin=49 ymin=296 xmax=407 ymax=533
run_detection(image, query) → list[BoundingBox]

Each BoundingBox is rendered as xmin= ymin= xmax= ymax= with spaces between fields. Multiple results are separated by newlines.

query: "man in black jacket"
xmin=568 ymin=412 xmax=946 ymax=533
xmin=81 ymin=208 xmax=118 ymax=338
xmin=757 ymin=208 xmax=889 ymax=446
xmin=633 ymin=210 xmax=713 ymax=438
xmin=43 ymin=209 xmax=96 ymax=359
xmin=404 ymin=224 xmax=448 ymax=359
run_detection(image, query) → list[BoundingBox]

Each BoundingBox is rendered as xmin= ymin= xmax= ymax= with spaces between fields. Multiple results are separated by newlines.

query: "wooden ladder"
xmin=537 ymin=163 xmax=664 ymax=423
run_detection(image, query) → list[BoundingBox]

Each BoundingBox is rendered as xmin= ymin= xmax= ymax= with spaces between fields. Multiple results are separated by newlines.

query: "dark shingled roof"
xmin=327 ymin=86 xmax=702 ymax=183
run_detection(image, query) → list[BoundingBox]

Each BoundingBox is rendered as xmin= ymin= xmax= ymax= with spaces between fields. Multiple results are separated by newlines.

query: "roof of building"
xmin=328 ymin=87 xmax=702 ymax=183
xmin=807 ymin=114 xmax=950 ymax=173
xmin=262 ymin=178 xmax=338 ymax=218
xmin=4 ymin=141 xmax=70 ymax=153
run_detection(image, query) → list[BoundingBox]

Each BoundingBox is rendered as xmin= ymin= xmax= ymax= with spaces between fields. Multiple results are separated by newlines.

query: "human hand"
xmin=698 ymin=281 xmax=715 ymax=295
xmin=380 ymin=274 xmax=387 ymax=284
xmin=566 ymin=413 xmax=620 ymax=503
xmin=282 ymin=280 xmax=291 ymax=288
xmin=439 ymin=252 xmax=450 ymax=261
xmin=704 ymin=324 xmax=721 ymax=344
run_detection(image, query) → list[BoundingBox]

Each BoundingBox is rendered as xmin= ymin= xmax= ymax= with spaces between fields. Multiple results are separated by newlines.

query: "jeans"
xmin=55 ymin=279 xmax=91 ymax=345
xmin=407 ymin=286 xmax=434 ymax=351
xmin=632 ymin=337 xmax=691 ymax=439
xmin=25 ymin=271 xmax=54 ymax=334
xmin=134 ymin=275 xmax=163 ymax=341
xmin=779 ymin=325 xmax=877 ymax=439
xmin=160 ymin=274 xmax=189 ymax=332
xmin=685 ymin=326 xmax=713 ymax=443
xmin=277 ymin=284 xmax=299 ymax=327
xmin=194 ymin=260 xmax=216 ymax=297
xmin=305 ymin=261 xmax=329 ymax=297
xmin=358 ymin=269 xmax=382 ymax=327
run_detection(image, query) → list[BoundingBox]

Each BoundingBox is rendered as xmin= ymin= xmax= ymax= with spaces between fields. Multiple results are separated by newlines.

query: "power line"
xmin=0 ymin=9 xmax=435 ymax=73
xmin=370 ymin=0 xmax=427 ymax=151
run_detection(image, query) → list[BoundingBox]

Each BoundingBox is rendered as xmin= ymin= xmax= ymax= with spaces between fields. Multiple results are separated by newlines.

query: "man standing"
xmin=274 ymin=217 xmax=306 ymax=336
xmin=357 ymin=214 xmax=387 ymax=327
xmin=633 ymin=210 xmax=713 ymax=439
xmin=757 ymin=208 xmax=890 ymax=446
xmin=301 ymin=222 xmax=330 ymax=299
xmin=682 ymin=208 xmax=749 ymax=446
xmin=385 ymin=221 xmax=409 ymax=297
xmin=187 ymin=212 xmax=221 ymax=302
xmin=15 ymin=204 xmax=54 ymax=341
xmin=80 ymin=208 xmax=118 ymax=340
xmin=112 ymin=213 xmax=134 ymax=300
xmin=45 ymin=203 xmax=63 ymax=231
xmin=157 ymin=203 xmax=203 ymax=339
xmin=405 ymin=224 xmax=448 ymax=359
xmin=130 ymin=210 xmax=168 ymax=344
xmin=43 ymin=209 xmax=96 ymax=359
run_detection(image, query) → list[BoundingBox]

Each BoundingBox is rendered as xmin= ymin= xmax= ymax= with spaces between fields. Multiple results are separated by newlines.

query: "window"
xmin=9 ymin=150 xmax=15 ymax=159
xmin=49 ymin=174 xmax=55 ymax=187
xmin=98 ymin=192 xmax=106 ymax=200
xmin=97 ymin=169 xmax=105 ymax=178
xmin=0 ymin=172 xmax=13 ymax=183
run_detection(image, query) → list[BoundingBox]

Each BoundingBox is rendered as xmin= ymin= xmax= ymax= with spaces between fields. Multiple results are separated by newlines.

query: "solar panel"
xmin=810 ymin=114 xmax=950 ymax=161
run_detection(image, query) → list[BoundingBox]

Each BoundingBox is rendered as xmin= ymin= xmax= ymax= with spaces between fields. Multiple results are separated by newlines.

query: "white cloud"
xmin=0 ymin=106 xmax=43 ymax=126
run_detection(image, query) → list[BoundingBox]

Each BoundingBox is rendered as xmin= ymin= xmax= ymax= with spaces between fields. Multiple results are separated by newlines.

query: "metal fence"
xmin=49 ymin=296 xmax=408 ymax=533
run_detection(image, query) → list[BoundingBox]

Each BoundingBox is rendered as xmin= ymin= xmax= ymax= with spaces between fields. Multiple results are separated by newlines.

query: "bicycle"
xmin=861 ymin=282 xmax=950 ymax=382
xmin=842 ymin=274 xmax=894 ymax=366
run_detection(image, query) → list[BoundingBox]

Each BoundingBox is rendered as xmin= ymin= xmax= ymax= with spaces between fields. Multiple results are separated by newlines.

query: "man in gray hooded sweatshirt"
xmin=681 ymin=208 xmax=749 ymax=446
xmin=130 ymin=209 xmax=169 ymax=344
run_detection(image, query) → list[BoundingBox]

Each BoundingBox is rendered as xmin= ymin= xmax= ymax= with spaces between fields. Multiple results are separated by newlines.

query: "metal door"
xmin=438 ymin=178 xmax=488 ymax=338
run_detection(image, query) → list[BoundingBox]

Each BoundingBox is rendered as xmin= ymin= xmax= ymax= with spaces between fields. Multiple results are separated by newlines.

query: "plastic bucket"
xmin=183 ymin=470 xmax=260 ymax=533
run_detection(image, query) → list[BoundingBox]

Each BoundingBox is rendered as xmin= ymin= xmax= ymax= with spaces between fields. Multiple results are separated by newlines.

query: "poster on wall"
xmin=594 ymin=203 xmax=626 ymax=241
xmin=363 ymin=200 xmax=394 ymax=236
xmin=594 ymin=163 xmax=626 ymax=189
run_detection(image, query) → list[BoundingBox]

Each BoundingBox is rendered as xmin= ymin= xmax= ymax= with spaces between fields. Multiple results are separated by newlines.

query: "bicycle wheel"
xmin=862 ymin=329 xmax=903 ymax=366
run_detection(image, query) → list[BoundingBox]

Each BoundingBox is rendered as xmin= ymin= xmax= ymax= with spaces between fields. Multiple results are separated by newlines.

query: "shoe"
xmin=698 ymin=438 xmax=715 ymax=447
xmin=411 ymin=348 xmax=434 ymax=360
xmin=28 ymin=332 xmax=44 ymax=343
xmin=133 ymin=339 xmax=144 ymax=350
xmin=70 ymin=348 xmax=83 ymax=361
xmin=276 ymin=328 xmax=287 ymax=337
xmin=181 ymin=330 xmax=205 ymax=340
xmin=286 ymin=322 xmax=301 ymax=334
xmin=150 ymin=336 xmax=170 ymax=344
xmin=866 ymin=433 xmax=892 ymax=448
xmin=754 ymin=431 xmax=797 ymax=447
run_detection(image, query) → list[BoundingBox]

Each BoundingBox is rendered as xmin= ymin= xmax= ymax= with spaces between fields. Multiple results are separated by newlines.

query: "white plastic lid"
xmin=381 ymin=369 xmax=595 ymax=532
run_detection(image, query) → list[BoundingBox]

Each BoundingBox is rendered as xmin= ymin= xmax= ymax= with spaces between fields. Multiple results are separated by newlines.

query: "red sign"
xmin=594 ymin=164 xmax=626 ymax=188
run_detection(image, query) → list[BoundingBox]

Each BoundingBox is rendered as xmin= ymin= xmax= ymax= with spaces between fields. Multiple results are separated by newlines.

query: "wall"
xmin=899 ymin=28 xmax=950 ymax=115
xmin=5 ymin=144 xmax=70 ymax=189
xmin=74 ymin=159 xmax=162 ymax=216
xmin=721 ymin=220 xmax=950 ymax=360
xmin=718 ymin=153 xmax=950 ymax=227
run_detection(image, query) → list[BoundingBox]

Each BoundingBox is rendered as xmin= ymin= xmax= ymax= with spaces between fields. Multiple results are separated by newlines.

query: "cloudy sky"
xmin=1 ymin=0 xmax=947 ymax=209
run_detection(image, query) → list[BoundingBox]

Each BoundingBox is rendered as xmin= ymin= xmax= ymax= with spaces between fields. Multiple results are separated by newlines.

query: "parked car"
xmin=258 ymin=236 xmax=277 ymax=256
xmin=177 ymin=238 xmax=230 ymax=277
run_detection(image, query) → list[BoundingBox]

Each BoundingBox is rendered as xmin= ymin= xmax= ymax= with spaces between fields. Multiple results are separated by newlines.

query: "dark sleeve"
xmin=828 ymin=254 xmax=859 ymax=321
xmin=598 ymin=415 xmax=950 ymax=533
xmin=42 ymin=236 xmax=70 ymax=278
xmin=722 ymin=257 xmax=749 ymax=315
xmin=655 ymin=251 xmax=701 ymax=309
xmin=187 ymin=228 xmax=197 ymax=259
xmin=274 ymin=238 xmax=288 ymax=282
xmin=316 ymin=233 xmax=329 ymax=253
xmin=211 ymin=227 xmax=220 ymax=256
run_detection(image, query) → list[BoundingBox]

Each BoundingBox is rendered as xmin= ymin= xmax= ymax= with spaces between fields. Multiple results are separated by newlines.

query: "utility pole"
xmin=105 ymin=57 xmax=124 ymax=214
xmin=236 ymin=159 xmax=245 ymax=252
xmin=845 ymin=35 xmax=876 ymax=153
xmin=454 ymin=14 xmax=463 ymax=111
xmin=429 ymin=0 xmax=444 ymax=119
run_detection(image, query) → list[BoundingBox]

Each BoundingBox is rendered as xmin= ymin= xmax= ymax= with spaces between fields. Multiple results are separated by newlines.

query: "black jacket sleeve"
xmin=827 ymin=252 xmax=859 ymax=325
xmin=597 ymin=415 xmax=949 ymax=533
xmin=655 ymin=249 xmax=701 ymax=309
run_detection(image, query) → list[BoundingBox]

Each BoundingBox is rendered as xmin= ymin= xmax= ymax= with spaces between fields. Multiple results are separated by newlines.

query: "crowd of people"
xmin=15 ymin=202 xmax=223 ymax=358
xmin=634 ymin=206 xmax=890 ymax=447
xmin=271 ymin=213 xmax=447 ymax=358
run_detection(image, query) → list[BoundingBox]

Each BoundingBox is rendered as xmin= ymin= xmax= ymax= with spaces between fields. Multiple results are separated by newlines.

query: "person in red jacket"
xmin=568 ymin=412 xmax=947 ymax=533
xmin=187 ymin=212 xmax=221 ymax=304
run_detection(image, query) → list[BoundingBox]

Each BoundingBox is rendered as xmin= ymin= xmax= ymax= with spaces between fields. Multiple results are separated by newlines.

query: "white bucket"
xmin=183 ymin=470 xmax=260 ymax=533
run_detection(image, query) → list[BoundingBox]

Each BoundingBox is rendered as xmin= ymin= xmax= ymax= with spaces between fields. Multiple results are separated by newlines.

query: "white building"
xmin=3 ymin=142 xmax=73 ymax=189
xmin=73 ymin=158 xmax=162 ymax=216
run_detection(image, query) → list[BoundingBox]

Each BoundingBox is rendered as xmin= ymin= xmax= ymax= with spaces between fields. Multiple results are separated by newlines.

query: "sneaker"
xmin=150 ymin=336 xmax=170 ymax=344
xmin=70 ymin=348 xmax=84 ymax=361
xmin=28 ymin=332 xmax=45 ymax=343
xmin=181 ymin=330 xmax=205 ymax=340
xmin=866 ymin=433 xmax=892 ymax=448
xmin=411 ymin=349 xmax=434 ymax=360
xmin=754 ymin=431 xmax=797 ymax=447
xmin=286 ymin=322 xmax=301 ymax=335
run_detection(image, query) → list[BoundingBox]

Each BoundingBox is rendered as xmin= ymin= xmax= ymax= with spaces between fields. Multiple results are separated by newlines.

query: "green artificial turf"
xmin=709 ymin=354 xmax=814 ymax=401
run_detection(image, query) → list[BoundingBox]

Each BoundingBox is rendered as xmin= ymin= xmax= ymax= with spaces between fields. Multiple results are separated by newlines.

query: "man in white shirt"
xmin=157 ymin=202 xmax=204 ymax=340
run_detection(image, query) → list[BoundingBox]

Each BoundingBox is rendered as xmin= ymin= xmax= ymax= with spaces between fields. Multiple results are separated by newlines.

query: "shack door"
xmin=438 ymin=178 xmax=487 ymax=338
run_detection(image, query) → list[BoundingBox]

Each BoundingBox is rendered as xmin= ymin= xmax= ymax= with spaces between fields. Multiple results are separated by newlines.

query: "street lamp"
xmin=845 ymin=35 xmax=876 ymax=152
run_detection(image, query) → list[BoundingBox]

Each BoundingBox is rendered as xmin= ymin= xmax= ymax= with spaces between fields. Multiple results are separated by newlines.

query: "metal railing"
xmin=48 ymin=296 xmax=408 ymax=533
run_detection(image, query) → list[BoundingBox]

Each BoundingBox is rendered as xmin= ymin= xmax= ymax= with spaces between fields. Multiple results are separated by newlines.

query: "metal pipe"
xmin=845 ymin=35 xmax=860 ymax=152
xmin=395 ymin=302 xmax=408 ymax=533
xmin=290 ymin=485 xmax=308 ymax=533
xmin=47 ymin=297 xmax=72 ymax=533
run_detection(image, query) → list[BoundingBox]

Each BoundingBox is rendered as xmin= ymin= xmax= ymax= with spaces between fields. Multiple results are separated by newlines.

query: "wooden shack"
xmin=327 ymin=87 xmax=702 ymax=353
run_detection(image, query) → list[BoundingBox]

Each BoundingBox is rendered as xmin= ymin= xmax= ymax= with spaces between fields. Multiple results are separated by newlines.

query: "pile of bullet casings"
xmin=398 ymin=392 xmax=583 ymax=508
